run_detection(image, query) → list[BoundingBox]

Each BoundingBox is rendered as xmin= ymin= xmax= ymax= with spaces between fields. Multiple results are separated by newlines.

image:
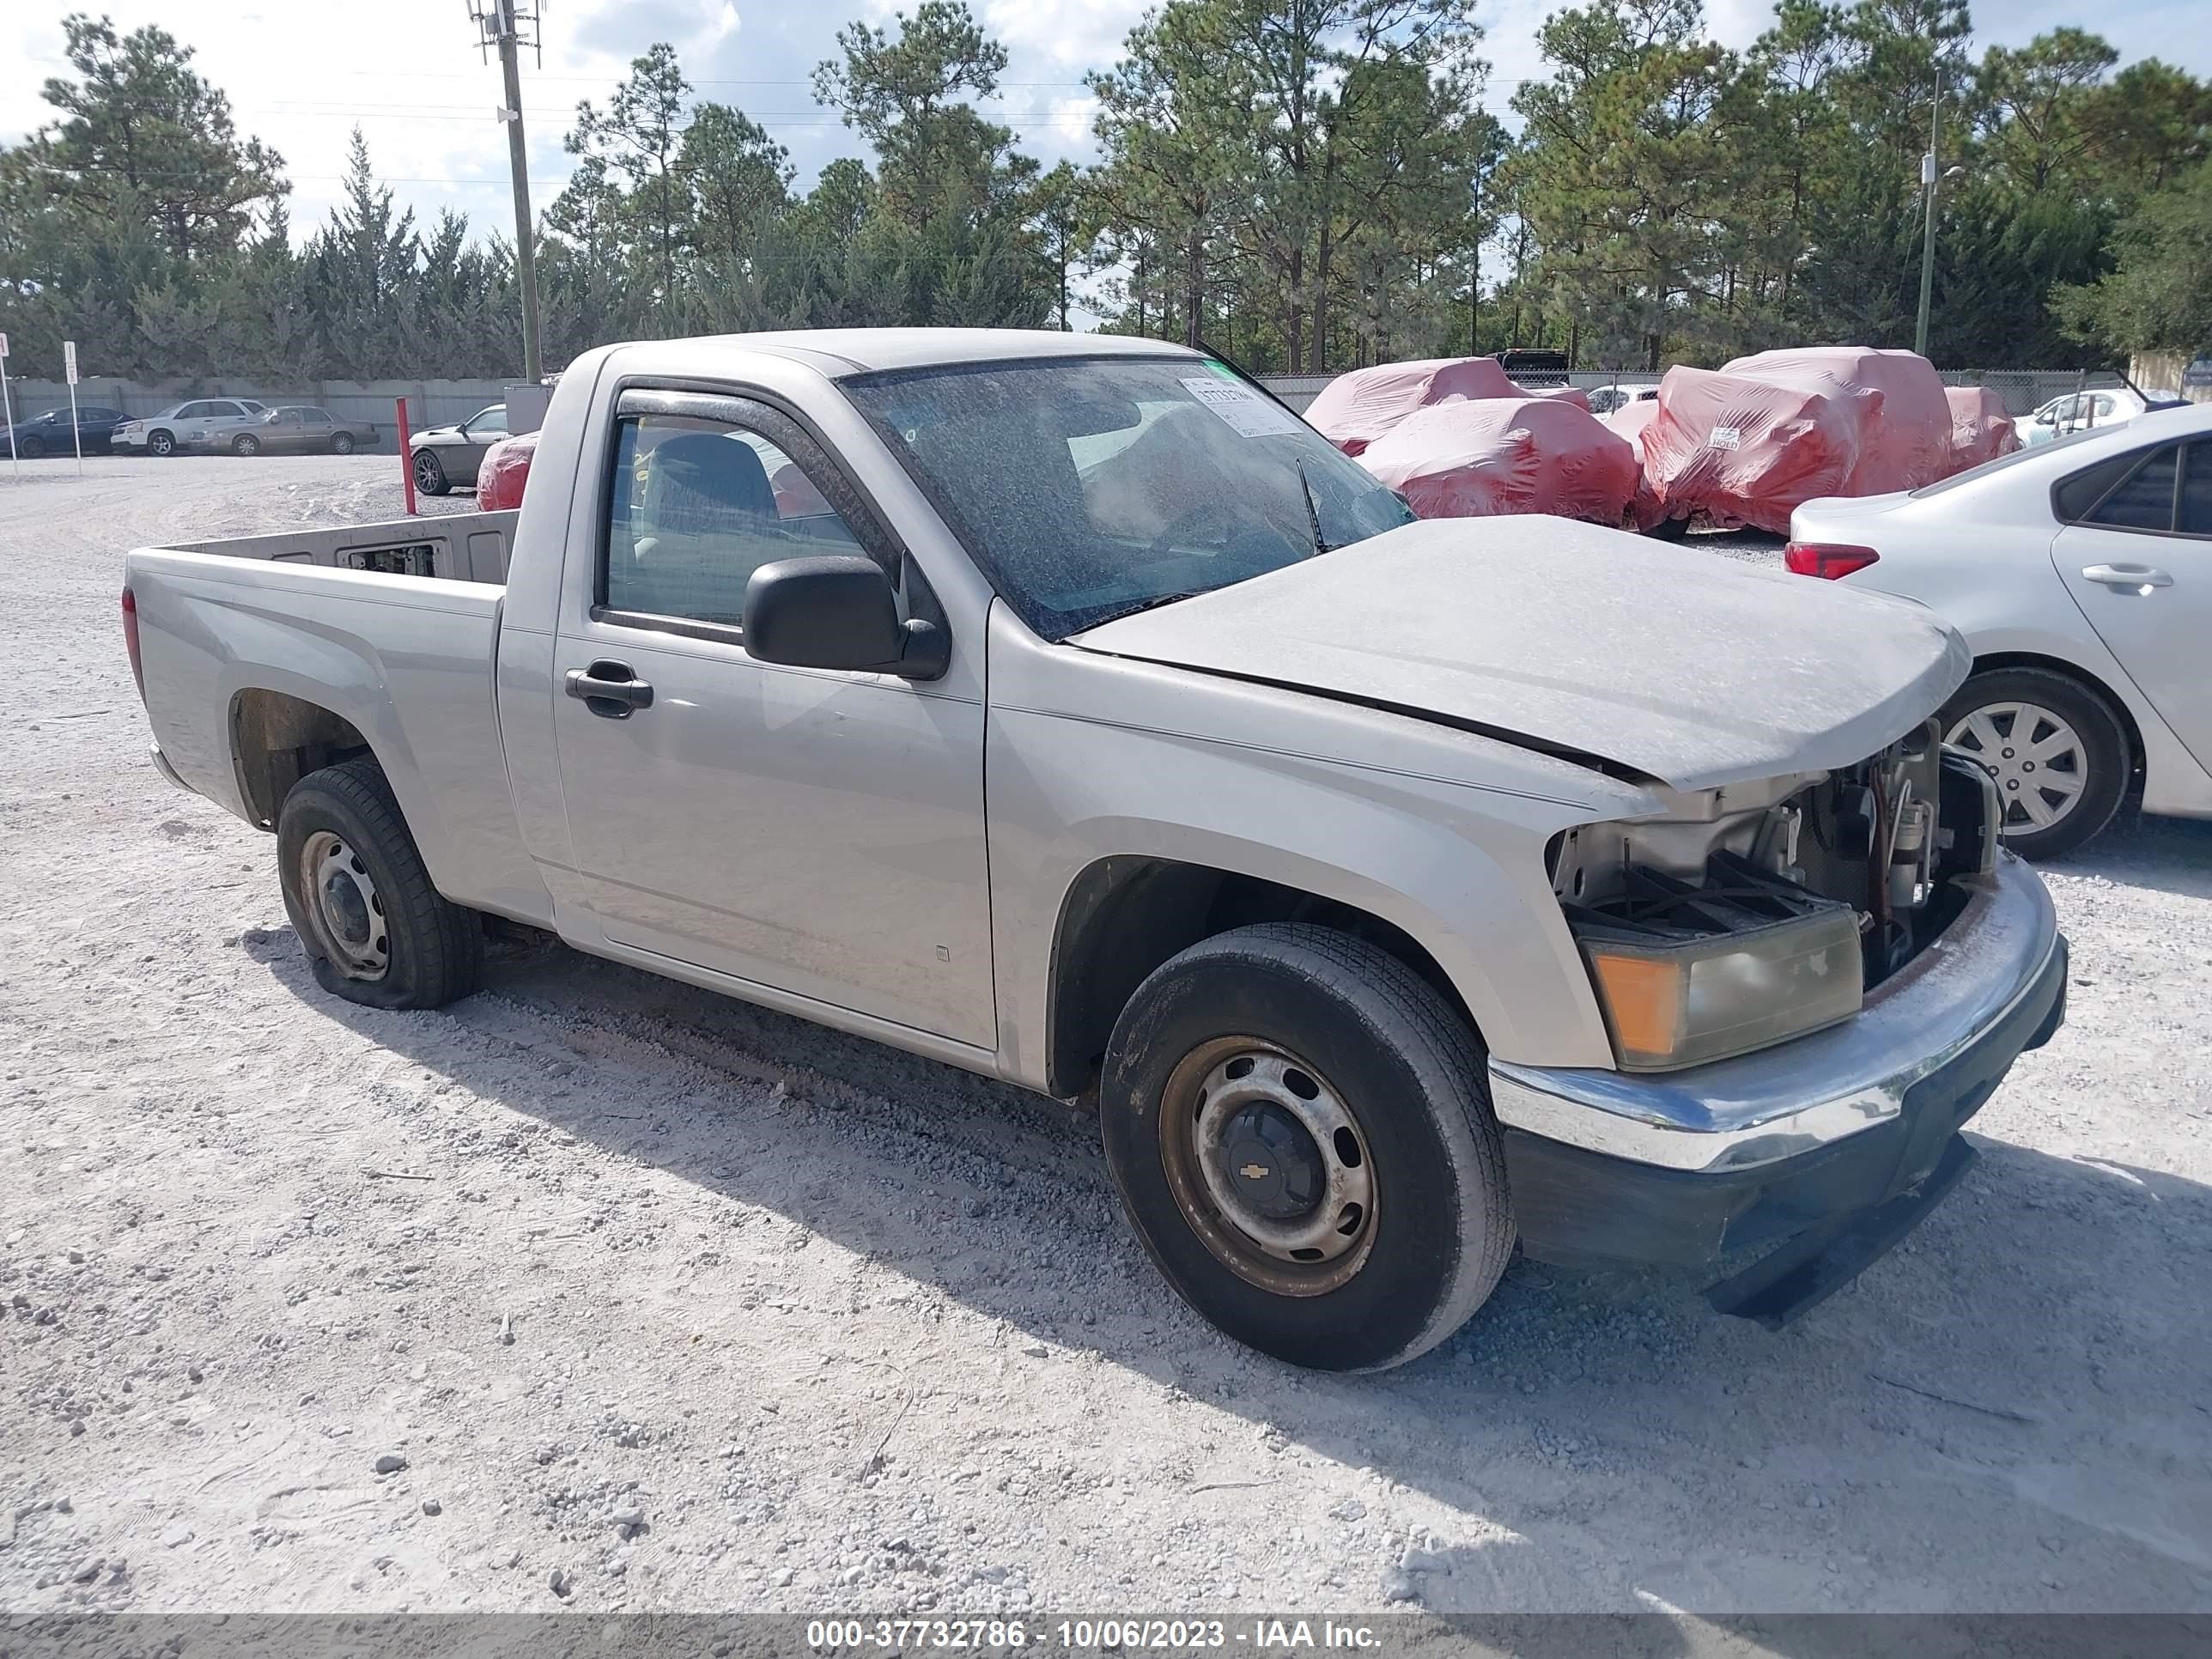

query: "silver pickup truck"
xmin=123 ymin=329 xmax=2066 ymax=1371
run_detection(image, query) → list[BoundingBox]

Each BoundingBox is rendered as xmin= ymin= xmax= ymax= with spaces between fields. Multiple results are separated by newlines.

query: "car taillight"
xmin=122 ymin=586 xmax=146 ymax=701
xmin=1784 ymin=541 xmax=1881 ymax=580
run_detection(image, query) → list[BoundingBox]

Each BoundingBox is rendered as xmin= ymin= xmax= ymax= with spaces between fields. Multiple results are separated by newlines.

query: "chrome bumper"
xmin=149 ymin=741 xmax=191 ymax=793
xmin=1490 ymin=852 xmax=2060 ymax=1174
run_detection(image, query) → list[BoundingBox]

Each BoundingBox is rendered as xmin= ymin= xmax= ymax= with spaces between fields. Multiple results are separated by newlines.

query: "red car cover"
xmin=477 ymin=429 xmax=537 ymax=512
xmin=1945 ymin=385 xmax=2021 ymax=471
xmin=1721 ymin=347 xmax=1954 ymax=494
xmin=1531 ymin=385 xmax=1594 ymax=412
xmin=1304 ymin=357 xmax=1521 ymax=455
xmin=1358 ymin=396 xmax=1639 ymax=525
xmin=1635 ymin=367 xmax=1878 ymax=535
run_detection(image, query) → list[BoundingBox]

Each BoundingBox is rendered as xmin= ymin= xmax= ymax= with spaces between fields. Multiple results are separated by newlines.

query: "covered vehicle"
xmin=1635 ymin=367 xmax=1877 ymax=534
xmin=1944 ymin=386 xmax=2020 ymax=471
xmin=1304 ymin=356 xmax=1521 ymax=454
xmin=1358 ymin=396 xmax=1638 ymax=524
xmin=475 ymin=429 xmax=537 ymax=511
xmin=1722 ymin=347 xmax=1955 ymax=495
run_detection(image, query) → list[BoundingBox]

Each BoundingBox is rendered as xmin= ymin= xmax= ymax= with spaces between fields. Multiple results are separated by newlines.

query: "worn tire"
xmin=1939 ymin=665 xmax=2129 ymax=860
xmin=1644 ymin=513 xmax=1692 ymax=542
xmin=276 ymin=756 xmax=483 ymax=1009
xmin=412 ymin=449 xmax=450 ymax=495
xmin=1099 ymin=923 xmax=1512 ymax=1372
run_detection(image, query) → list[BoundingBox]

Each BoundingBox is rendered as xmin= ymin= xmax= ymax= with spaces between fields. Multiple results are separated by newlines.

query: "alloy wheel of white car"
xmin=1946 ymin=700 xmax=2087 ymax=832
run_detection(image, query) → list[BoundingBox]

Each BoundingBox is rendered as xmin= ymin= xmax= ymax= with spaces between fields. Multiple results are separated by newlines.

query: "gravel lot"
xmin=3 ymin=454 xmax=2209 ymax=1618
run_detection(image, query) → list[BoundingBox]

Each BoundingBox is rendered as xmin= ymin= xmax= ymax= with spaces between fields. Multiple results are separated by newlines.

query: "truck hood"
xmin=1068 ymin=516 xmax=1969 ymax=792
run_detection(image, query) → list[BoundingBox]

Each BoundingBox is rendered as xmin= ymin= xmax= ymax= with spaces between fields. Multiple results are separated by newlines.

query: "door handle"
xmin=565 ymin=661 xmax=654 ymax=718
xmin=2081 ymin=563 xmax=2172 ymax=590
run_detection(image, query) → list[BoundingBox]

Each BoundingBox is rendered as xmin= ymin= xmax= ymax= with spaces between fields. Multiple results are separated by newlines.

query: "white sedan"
xmin=2021 ymin=386 xmax=2149 ymax=445
xmin=1788 ymin=402 xmax=2212 ymax=858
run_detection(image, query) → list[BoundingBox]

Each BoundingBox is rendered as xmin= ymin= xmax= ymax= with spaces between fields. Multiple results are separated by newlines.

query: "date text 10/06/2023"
xmin=805 ymin=1619 xmax=1386 ymax=1651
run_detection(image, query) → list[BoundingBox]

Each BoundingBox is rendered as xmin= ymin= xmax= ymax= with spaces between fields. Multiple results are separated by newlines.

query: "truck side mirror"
xmin=742 ymin=556 xmax=948 ymax=681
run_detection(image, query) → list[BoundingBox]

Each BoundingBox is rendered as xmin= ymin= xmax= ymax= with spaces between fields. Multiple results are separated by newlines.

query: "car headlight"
xmin=1576 ymin=900 xmax=1864 ymax=1073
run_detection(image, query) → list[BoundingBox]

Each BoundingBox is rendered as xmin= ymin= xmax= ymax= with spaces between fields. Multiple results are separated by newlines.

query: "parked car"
xmin=4 ymin=404 xmax=129 ymax=456
xmin=235 ymin=405 xmax=380 ymax=457
xmin=112 ymin=399 xmax=270 ymax=457
xmin=1788 ymin=402 xmax=2212 ymax=858
xmin=1586 ymin=385 xmax=1659 ymax=416
xmin=123 ymin=329 xmax=2065 ymax=1372
xmin=410 ymin=404 xmax=510 ymax=495
xmin=2022 ymin=387 xmax=2148 ymax=445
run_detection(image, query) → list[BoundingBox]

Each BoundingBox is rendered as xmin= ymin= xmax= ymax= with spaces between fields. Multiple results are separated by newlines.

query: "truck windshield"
xmin=842 ymin=356 xmax=1413 ymax=640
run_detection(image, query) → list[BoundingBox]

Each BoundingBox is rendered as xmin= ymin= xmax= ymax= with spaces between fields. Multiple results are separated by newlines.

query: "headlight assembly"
xmin=1571 ymin=853 xmax=1864 ymax=1073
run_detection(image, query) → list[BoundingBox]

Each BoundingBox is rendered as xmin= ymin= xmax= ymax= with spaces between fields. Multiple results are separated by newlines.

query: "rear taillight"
xmin=122 ymin=586 xmax=145 ymax=701
xmin=1784 ymin=541 xmax=1881 ymax=580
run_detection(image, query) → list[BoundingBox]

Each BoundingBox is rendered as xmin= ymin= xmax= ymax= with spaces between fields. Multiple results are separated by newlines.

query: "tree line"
xmin=2 ymin=1 xmax=2207 ymax=386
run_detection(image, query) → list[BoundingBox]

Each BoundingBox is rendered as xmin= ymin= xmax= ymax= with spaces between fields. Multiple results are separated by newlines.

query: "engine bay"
xmin=1553 ymin=721 xmax=2003 ymax=994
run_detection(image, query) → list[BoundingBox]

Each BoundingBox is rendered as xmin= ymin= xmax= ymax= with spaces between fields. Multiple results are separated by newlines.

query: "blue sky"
xmin=5 ymin=0 xmax=2208 ymax=254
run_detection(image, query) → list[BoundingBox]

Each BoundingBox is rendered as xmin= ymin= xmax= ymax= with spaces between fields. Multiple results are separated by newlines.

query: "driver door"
xmin=550 ymin=390 xmax=994 ymax=1048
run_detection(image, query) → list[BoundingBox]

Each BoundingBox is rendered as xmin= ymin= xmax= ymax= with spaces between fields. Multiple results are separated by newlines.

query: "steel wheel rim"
xmin=412 ymin=453 xmax=441 ymax=491
xmin=1947 ymin=700 xmax=2088 ymax=832
xmin=299 ymin=830 xmax=389 ymax=980
xmin=1158 ymin=1037 xmax=1376 ymax=1297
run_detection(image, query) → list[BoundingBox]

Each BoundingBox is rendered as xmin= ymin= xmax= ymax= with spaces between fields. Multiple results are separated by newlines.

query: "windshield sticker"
xmin=1180 ymin=376 xmax=1304 ymax=438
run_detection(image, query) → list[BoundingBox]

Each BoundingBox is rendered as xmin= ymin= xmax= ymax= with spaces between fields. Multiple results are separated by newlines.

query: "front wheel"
xmin=1940 ymin=666 xmax=2129 ymax=860
xmin=233 ymin=433 xmax=260 ymax=457
xmin=412 ymin=449 xmax=450 ymax=495
xmin=1099 ymin=923 xmax=1512 ymax=1372
xmin=276 ymin=756 xmax=483 ymax=1009
xmin=148 ymin=429 xmax=176 ymax=458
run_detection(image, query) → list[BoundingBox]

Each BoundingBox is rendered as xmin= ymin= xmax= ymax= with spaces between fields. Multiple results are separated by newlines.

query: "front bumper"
xmin=1489 ymin=852 xmax=2063 ymax=1274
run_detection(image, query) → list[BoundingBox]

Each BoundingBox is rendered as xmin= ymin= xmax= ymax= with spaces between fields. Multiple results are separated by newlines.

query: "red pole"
xmin=395 ymin=397 xmax=417 ymax=517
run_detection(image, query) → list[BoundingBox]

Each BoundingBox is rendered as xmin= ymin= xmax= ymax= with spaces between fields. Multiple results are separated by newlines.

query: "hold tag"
xmin=1710 ymin=426 xmax=1743 ymax=451
xmin=1181 ymin=377 xmax=1303 ymax=439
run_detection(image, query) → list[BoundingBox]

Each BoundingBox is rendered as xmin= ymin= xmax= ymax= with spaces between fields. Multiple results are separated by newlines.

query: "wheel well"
xmin=1970 ymin=651 xmax=2144 ymax=775
xmin=1045 ymin=857 xmax=1476 ymax=1099
xmin=229 ymin=689 xmax=374 ymax=830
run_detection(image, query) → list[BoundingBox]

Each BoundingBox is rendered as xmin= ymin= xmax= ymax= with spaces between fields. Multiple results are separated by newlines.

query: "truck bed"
xmin=125 ymin=510 xmax=547 ymax=926
xmin=174 ymin=510 xmax=515 ymax=584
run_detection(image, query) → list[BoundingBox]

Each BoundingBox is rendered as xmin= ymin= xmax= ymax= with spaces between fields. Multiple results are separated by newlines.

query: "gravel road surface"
xmin=3 ymin=454 xmax=2208 ymax=1618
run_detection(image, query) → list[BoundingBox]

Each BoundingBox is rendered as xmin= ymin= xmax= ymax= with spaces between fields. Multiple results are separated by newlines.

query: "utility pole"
xmin=472 ymin=0 xmax=544 ymax=382
xmin=1915 ymin=71 xmax=1942 ymax=360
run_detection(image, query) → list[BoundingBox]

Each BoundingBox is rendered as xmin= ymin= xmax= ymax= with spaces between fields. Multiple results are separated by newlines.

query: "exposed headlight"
xmin=1571 ymin=860 xmax=1864 ymax=1072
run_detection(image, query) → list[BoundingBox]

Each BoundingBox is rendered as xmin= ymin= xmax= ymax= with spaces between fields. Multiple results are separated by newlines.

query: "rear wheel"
xmin=233 ymin=433 xmax=260 ymax=457
xmin=412 ymin=449 xmax=450 ymax=495
xmin=276 ymin=756 xmax=483 ymax=1009
xmin=331 ymin=432 xmax=357 ymax=455
xmin=1941 ymin=665 xmax=2129 ymax=860
xmin=1099 ymin=923 xmax=1511 ymax=1372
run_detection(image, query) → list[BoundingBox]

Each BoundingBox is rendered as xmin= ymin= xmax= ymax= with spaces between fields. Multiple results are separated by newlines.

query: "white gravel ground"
xmin=3 ymin=454 xmax=2209 ymax=1618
